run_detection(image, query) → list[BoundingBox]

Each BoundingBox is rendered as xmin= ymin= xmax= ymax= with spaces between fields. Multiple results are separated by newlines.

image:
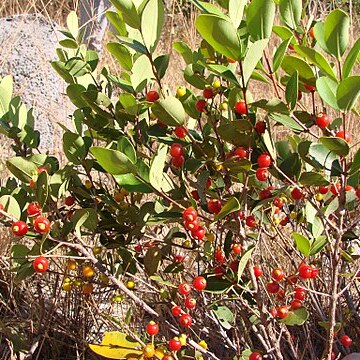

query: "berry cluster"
xmin=182 ymin=207 xmax=206 ymax=240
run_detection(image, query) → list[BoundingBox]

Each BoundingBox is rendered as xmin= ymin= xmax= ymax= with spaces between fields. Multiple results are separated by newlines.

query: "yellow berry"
xmin=281 ymin=196 xmax=287 ymax=203
xmin=179 ymin=333 xmax=187 ymax=346
xmin=114 ymin=192 xmax=124 ymax=202
xmin=66 ymin=260 xmax=77 ymax=271
xmin=143 ymin=344 xmax=155 ymax=358
xmin=82 ymin=265 xmax=95 ymax=278
xmin=290 ymin=211 xmax=297 ymax=220
xmin=216 ymin=164 xmax=224 ymax=171
xmin=176 ymin=86 xmax=187 ymax=97
xmin=206 ymin=233 xmax=215 ymax=242
xmin=92 ymin=246 xmax=102 ymax=255
xmin=273 ymin=217 xmax=281 ymax=225
xmin=219 ymin=102 xmax=228 ymax=111
xmin=126 ymin=280 xmax=135 ymax=289
xmin=84 ymin=180 xmax=92 ymax=189
xmin=183 ymin=239 xmax=192 ymax=248
xmin=62 ymin=282 xmax=72 ymax=292
xmin=154 ymin=346 xmax=166 ymax=358
xmin=316 ymin=193 xmax=323 ymax=201
xmin=100 ymin=274 xmax=109 ymax=284
xmin=198 ymin=340 xmax=208 ymax=350
xmin=64 ymin=277 xmax=71 ymax=283
xmin=113 ymin=294 xmax=123 ymax=303
xmin=74 ymin=280 xmax=82 ymax=287
xmin=212 ymin=79 xmax=221 ymax=89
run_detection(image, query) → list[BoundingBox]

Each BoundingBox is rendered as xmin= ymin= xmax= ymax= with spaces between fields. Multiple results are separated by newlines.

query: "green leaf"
xmin=63 ymin=132 xmax=87 ymax=165
xmin=11 ymin=244 xmax=30 ymax=265
xmin=285 ymin=70 xmax=298 ymax=110
xmin=272 ymin=25 xmax=293 ymax=41
xmin=279 ymin=0 xmax=302 ymax=29
xmin=71 ymin=208 xmax=98 ymax=237
xmin=269 ymin=113 xmax=303 ymax=132
xmin=215 ymin=197 xmax=240 ymax=221
xmin=117 ymin=137 xmax=137 ymax=164
xmin=149 ymin=143 xmax=168 ymax=191
xmin=51 ymin=61 xmax=74 ymax=83
xmin=66 ymin=58 xmax=91 ymax=77
xmin=141 ymin=0 xmax=164 ymax=51
xmin=90 ymin=147 xmax=136 ymax=175
xmin=196 ymin=14 xmax=242 ymax=60
xmin=151 ymin=96 xmax=185 ymax=126
xmin=130 ymin=55 xmax=153 ymax=92
xmin=343 ymin=38 xmax=360 ymax=78
xmin=66 ymin=11 xmax=79 ymax=38
xmin=324 ymin=9 xmax=349 ymax=59
xmin=117 ymin=36 xmax=147 ymax=54
xmin=309 ymin=235 xmax=328 ymax=256
xmin=144 ymin=246 xmax=162 ymax=275
xmin=107 ymin=43 xmax=133 ymax=71
xmin=0 ymin=195 xmax=21 ymax=219
xmin=0 ymin=75 xmax=13 ymax=117
xmin=294 ymin=45 xmax=337 ymax=81
xmin=59 ymin=39 xmax=78 ymax=49
xmin=6 ymin=157 xmax=38 ymax=183
xmin=336 ymin=76 xmax=360 ymax=111
xmin=35 ymin=171 xmax=48 ymax=207
xmin=281 ymin=55 xmax=316 ymax=85
xmin=246 ymin=0 xmax=275 ymax=40
xmin=313 ymin=21 xmax=329 ymax=54
xmin=228 ymin=0 xmax=246 ymax=28
xmin=204 ymin=63 xmax=240 ymax=86
xmin=114 ymin=174 xmax=152 ymax=193
xmin=212 ymin=305 xmax=234 ymax=330
xmin=237 ymin=245 xmax=255 ymax=282
xmin=349 ymin=147 xmax=360 ymax=175
xmin=173 ymin=41 xmax=193 ymax=64
xmin=292 ymin=232 xmax=310 ymax=256
xmin=299 ymin=172 xmax=330 ymax=186
xmin=205 ymin=277 xmax=232 ymax=293
xmin=273 ymin=37 xmax=293 ymax=72
xmin=320 ymin=136 xmax=349 ymax=157
xmin=242 ymin=39 xmax=269 ymax=85
xmin=316 ymin=77 xmax=339 ymax=110
xmin=66 ymin=84 xmax=88 ymax=108
xmin=112 ymin=0 xmax=141 ymax=29
xmin=280 ymin=307 xmax=309 ymax=326
xmin=105 ymin=11 xmax=128 ymax=36
xmin=154 ymin=54 xmax=169 ymax=80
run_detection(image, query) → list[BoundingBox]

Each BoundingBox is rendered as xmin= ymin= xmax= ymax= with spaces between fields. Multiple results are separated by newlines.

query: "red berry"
xmin=253 ymin=266 xmax=263 ymax=278
xmin=179 ymin=313 xmax=192 ymax=327
xmin=277 ymin=305 xmax=289 ymax=319
xmin=146 ymin=321 xmax=159 ymax=336
xmin=203 ymin=88 xmax=214 ymax=99
xmin=174 ymin=126 xmax=187 ymax=138
xmin=273 ymin=197 xmax=284 ymax=208
xmin=65 ymin=196 xmax=75 ymax=206
xmin=185 ymin=219 xmax=200 ymax=231
xmin=280 ymin=216 xmax=289 ymax=226
xmin=234 ymin=147 xmax=248 ymax=159
xmin=294 ymin=288 xmax=307 ymax=301
xmin=27 ymin=202 xmax=41 ymax=217
xmin=309 ymin=27 xmax=315 ymax=39
xmin=304 ymin=84 xmax=316 ymax=92
xmin=12 ymin=221 xmax=28 ymax=237
xmin=336 ymin=131 xmax=351 ymax=143
xmin=170 ymin=143 xmax=184 ymax=157
xmin=298 ymin=263 xmax=312 ymax=279
xmin=340 ymin=335 xmax=352 ymax=347
xmin=269 ymin=308 xmax=277 ymax=318
xmin=195 ymin=99 xmax=207 ymax=112
xmin=215 ymin=249 xmax=225 ymax=263
xmin=178 ymin=282 xmax=191 ymax=296
xmin=193 ymin=276 xmax=207 ymax=291
xmin=234 ymin=100 xmax=247 ymax=115
xmin=319 ymin=186 xmax=329 ymax=194
xmin=230 ymin=260 xmax=239 ymax=272
xmin=256 ymin=168 xmax=269 ymax=182
xmin=257 ymin=153 xmax=272 ymax=168
xmin=191 ymin=226 xmax=206 ymax=240
xmin=191 ymin=190 xmax=200 ymax=201
xmin=254 ymin=121 xmax=266 ymax=134
xmin=266 ymin=281 xmax=280 ymax=294
xmin=272 ymin=267 xmax=285 ymax=281
xmin=33 ymin=256 xmax=49 ymax=273
xmin=330 ymin=183 xmax=341 ymax=195
xmin=287 ymin=274 xmax=298 ymax=285
xmin=297 ymin=91 xmax=302 ymax=100
xmin=259 ymin=188 xmax=272 ymax=200
xmin=168 ymin=337 xmax=182 ymax=351
xmin=277 ymin=289 xmax=286 ymax=301
xmin=171 ymin=305 xmax=182 ymax=317
xmin=185 ymin=297 xmax=196 ymax=309
xmin=291 ymin=188 xmax=303 ymax=200
xmin=174 ymin=255 xmax=184 ymax=263
xmin=309 ymin=265 xmax=319 ymax=278
xmin=146 ymin=90 xmax=160 ymax=102
xmin=232 ymin=243 xmax=242 ymax=255
xmin=183 ymin=207 xmax=198 ymax=222
xmin=207 ymin=199 xmax=222 ymax=214
xmin=33 ymin=216 xmax=51 ymax=234
xmin=162 ymin=356 xmax=175 ymax=360
xmin=246 ymin=215 xmax=256 ymax=228
xmin=206 ymin=177 xmax=212 ymax=189
xmin=315 ymin=113 xmax=330 ymax=129
xmin=171 ymin=155 xmax=185 ymax=168
xmin=290 ymin=299 xmax=303 ymax=310
xmin=356 ymin=188 xmax=360 ymax=199
xmin=37 ymin=166 xmax=48 ymax=173
xmin=214 ymin=265 xmax=225 ymax=278
xmin=249 ymin=352 xmax=263 ymax=360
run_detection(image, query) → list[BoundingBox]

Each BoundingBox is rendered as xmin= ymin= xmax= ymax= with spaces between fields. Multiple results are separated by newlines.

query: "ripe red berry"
xmin=254 ymin=121 xmax=266 ymax=134
xmin=65 ymin=196 xmax=75 ymax=206
xmin=230 ymin=260 xmax=239 ymax=272
xmin=214 ymin=265 xmax=225 ymax=278
xmin=259 ymin=188 xmax=272 ymax=200
xmin=178 ymin=282 xmax=191 ymax=296
xmin=232 ymin=243 xmax=242 ymax=255
xmin=273 ymin=197 xmax=284 ymax=208
xmin=171 ymin=305 xmax=182 ymax=317
xmin=290 ymin=299 xmax=303 ymax=310
xmin=203 ymin=88 xmax=214 ymax=99
xmin=191 ymin=226 xmax=206 ymax=240
xmin=27 ymin=202 xmax=41 ymax=217
xmin=297 ymin=91 xmax=303 ymax=100
xmin=193 ymin=276 xmax=207 ymax=291
xmin=257 ymin=153 xmax=272 ymax=168
xmin=256 ymin=168 xmax=269 ymax=182
xmin=12 ymin=221 xmax=28 ymax=237
xmin=246 ymin=215 xmax=257 ymax=228
xmin=170 ymin=143 xmax=184 ymax=157
xmin=309 ymin=27 xmax=315 ymax=39
xmin=214 ymin=249 xmax=225 ymax=263
xmin=179 ymin=313 xmax=192 ymax=327
xmin=309 ymin=265 xmax=319 ymax=278
xmin=206 ymin=177 xmax=212 ymax=189
xmin=266 ymin=281 xmax=280 ymax=294
xmin=37 ymin=166 xmax=48 ymax=173
xmin=272 ymin=268 xmax=285 ymax=282
xmin=253 ymin=266 xmax=263 ymax=278
xmin=291 ymin=188 xmax=303 ymax=200
xmin=336 ymin=131 xmax=351 ymax=143
xmin=171 ymin=155 xmax=185 ymax=168
xmin=294 ymin=288 xmax=307 ymax=301
xmin=185 ymin=297 xmax=196 ymax=309
xmin=146 ymin=321 xmax=159 ymax=336
xmin=191 ymin=190 xmax=200 ymax=201
xmin=340 ymin=335 xmax=352 ymax=347
xmin=207 ymin=199 xmax=222 ymax=214
xmin=234 ymin=147 xmax=248 ymax=159
xmin=183 ymin=207 xmax=198 ymax=222
xmin=146 ymin=90 xmax=160 ymax=102
xmin=33 ymin=256 xmax=49 ymax=273
xmin=319 ymin=186 xmax=329 ymax=194
xmin=174 ymin=126 xmax=187 ymax=138
xmin=356 ymin=188 xmax=360 ymax=199
xmin=304 ymin=84 xmax=316 ymax=92
xmin=280 ymin=216 xmax=289 ymax=226
xmin=195 ymin=99 xmax=207 ymax=112
xmin=174 ymin=255 xmax=184 ymax=263
xmin=330 ymin=183 xmax=341 ymax=195
xmin=277 ymin=305 xmax=289 ymax=319
xmin=315 ymin=113 xmax=330 ymax=129
xmin=249 ymin=352 xmax=263 ymax=360
xmin=168 ymin=337 xmax=182 ymax=351
xmin=185 ymin=219 xmax=200 ymax=232
xmin=234 ymin=100 xmax=247 ymax=115
xmin=33 ymin=216 xmax=51 ymax=234
xmin=298 ymin=263 xmax=312 ymax=279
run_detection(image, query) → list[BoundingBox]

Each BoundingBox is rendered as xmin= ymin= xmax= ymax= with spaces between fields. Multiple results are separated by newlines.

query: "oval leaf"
xmin=151 ymin=96 xmax=185 ymax=126
xmin=246 ymin=0 xmax=275 ymax=40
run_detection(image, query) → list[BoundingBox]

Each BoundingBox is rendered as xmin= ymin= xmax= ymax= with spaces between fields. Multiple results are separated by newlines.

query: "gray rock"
xmin=0 ymin=13 xmax=73 ymax=152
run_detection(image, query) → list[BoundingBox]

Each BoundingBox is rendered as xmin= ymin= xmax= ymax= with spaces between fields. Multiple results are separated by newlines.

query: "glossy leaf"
xmin=343 ymin=38 xmax=360 ymax=78
xmin=336 ymin=76 xmax=360 ymax=111
xmin=149 ymin=143 xmax=168 ymax=191
xmin=6 ymin=157 xmax=38 ymax=183
xmin=141 ymin=0 xmax=164 ymax=51
xmin=279 ymin=0 xmax=302 ymax=29
xmin=130 ymin=55 xmax=153 ymax=92
xmin=281 ymin=56 xmax=316 ymax=85
xmin=285 ymin=70 xmax=298 ymax=110
xmin=215 ymin=197 xmax=240 ymax=221
xmin=151 ymin=96 xmax=185 ymax=126
xmin=0 ymin=75 xmax=13 ymax=117
xmin=273 ymin=37 xmax=293 ymax=72
xmin=107 ymin=43 xmax=133 ymax=71
xmin=309 ymin=235 xmax=328 ymax=256
xmin=66 ymin=11 xmax=79 ymax=38
xmin=280 ymin=307 xmax=309 ymax=326
xmin=299 ymin=172 xmax=330 ymax=186
xmin=228 ymin=0 xmax=246 ymax=28
xmin=0 ymin=195 xmax=21 ymax=219
xmin=112 ymin=0 xmax=141 ymax=29
xmin=237 ymin=245 xmax=255 ymax=282
xmin=63 ymin=132 xmax=87 ymax=165
xmin=292 ymin=232 xmax=310 ymax=256
xmin=316 ymin=77 xmax=339 ymax=110
xmin=320 ymin=136 xmax=350 ymax=157
xmin=246 ymin=0 xmax=275 ymax=40
xmin=117 ymin=137 xmax=137 ymax=164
